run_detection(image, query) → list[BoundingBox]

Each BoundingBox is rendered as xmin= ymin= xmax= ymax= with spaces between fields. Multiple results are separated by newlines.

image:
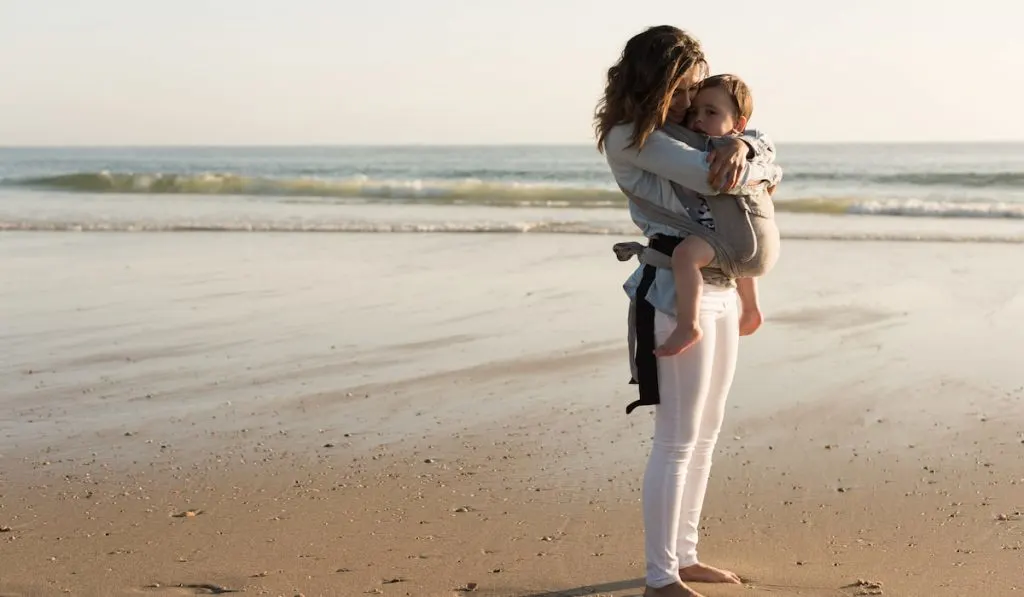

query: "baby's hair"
xmin=698 ymin=74 xmax=753 ymax=120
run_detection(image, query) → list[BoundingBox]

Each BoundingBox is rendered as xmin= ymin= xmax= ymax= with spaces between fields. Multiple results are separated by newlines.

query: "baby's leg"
xmin=736 ymin=277 xmax=764 ymax=337
xmin=655 ymin=236 xmax=715 ymax=357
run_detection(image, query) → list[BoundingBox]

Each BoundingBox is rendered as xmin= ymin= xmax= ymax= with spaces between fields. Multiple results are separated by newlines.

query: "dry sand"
xmin=1 ymin=231 xmax=1022 ymax=597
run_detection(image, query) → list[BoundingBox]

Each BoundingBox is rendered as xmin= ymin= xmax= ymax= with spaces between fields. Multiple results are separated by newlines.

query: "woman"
xmin=595 ymin=26 xmax=781 ymax=597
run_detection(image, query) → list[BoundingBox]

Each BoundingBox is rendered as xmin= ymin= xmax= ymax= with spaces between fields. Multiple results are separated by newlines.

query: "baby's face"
xmin=687 ymin=86 xmax=741 ymax=136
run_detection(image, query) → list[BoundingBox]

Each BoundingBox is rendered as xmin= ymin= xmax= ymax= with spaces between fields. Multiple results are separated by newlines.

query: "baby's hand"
xmin=739 ymin=306 xmax=763 ymax=337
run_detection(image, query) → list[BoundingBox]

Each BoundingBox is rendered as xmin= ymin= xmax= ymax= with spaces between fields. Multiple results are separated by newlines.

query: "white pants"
xmin=644 ymin=286 xmax=739 ymax=588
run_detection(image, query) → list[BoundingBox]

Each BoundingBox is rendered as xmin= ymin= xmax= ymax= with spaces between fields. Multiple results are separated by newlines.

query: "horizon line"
xmin=2 ymin=139 xmax=1023 ymax=150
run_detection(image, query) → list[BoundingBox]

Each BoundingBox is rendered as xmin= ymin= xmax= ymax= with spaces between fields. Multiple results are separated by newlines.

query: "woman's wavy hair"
xmin=595 ymin=26 xmax=707 ymax=152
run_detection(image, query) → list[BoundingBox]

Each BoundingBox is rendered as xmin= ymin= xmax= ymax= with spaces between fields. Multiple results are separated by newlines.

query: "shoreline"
xmin=4 ymin=195 xmax=1024 ymax=243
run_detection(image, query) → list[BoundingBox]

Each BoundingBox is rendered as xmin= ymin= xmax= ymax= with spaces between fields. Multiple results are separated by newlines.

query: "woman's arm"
xmin=606 ymin=126 xmax=764 ymax=197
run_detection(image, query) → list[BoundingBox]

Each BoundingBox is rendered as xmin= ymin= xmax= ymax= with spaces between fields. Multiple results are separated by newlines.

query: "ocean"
xmin=2 ymin=143 xmax=1023 ymax=238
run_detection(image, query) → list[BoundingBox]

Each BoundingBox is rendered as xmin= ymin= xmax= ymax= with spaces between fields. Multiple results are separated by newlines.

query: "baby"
xmin=654 ymin=74 xmax=776 ymax=356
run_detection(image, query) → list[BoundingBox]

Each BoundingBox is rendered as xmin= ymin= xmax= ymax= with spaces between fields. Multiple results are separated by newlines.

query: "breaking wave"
xmin=3 ymin=219 xmax=1022 ymax=243
xmin=5 ymin=171 xmax=1024 ymax=219
xmin=5 ymin=171 xmax=624 ymax=207
xmin=789 ymin=171 xmax=1024 ymax=187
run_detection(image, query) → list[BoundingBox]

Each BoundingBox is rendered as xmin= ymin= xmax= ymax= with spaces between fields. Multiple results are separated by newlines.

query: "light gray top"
xmin=603 ymin=123 xmax=783 ymax=316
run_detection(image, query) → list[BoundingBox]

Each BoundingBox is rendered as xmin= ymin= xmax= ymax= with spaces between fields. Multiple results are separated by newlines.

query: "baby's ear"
xmin=734 ymin=116 xmax=749 ymax=134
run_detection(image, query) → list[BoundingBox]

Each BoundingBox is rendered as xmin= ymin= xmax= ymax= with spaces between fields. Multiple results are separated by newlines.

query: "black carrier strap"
xmin=626 ymin=235 xmax=683 ymax=415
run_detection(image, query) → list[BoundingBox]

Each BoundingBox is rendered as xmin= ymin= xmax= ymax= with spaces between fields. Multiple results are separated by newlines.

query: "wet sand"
xmin=2 ymin=231 xmax=1022 ymax=597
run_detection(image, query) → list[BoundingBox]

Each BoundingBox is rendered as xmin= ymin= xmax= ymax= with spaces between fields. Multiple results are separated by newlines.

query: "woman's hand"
xmin=706 ymin=138 xmax=748 ymax=192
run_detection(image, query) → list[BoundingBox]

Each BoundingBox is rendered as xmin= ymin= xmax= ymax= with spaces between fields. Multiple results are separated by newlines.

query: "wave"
xmin=0 ymin=220 xmax=605 ymax=234
xmin=11 ymin=168 xmax=1023 ymax=194
xmin=3 ymin=219 xmax=1022 ymax=243
xmin=788 ymin=171 xmax=1024 ymax=188
xmin=29 ymin=169 xmax=1017 ymax=192
xmin=5 ymin=171 xmax=625 ymax=208
xmin=778 ymin=198 xmax=1024 ymax=219
xmin=5 ymin=171 xmax=1024 ymax=220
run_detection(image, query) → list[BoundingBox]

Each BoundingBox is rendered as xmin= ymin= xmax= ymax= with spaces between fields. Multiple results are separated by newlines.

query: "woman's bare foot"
xmin=654 ymin=324 xmax=703 ymax=357
xmin=679 ymin=562 xmax=742 ymax=584
xmin=644 ymin=582 xmax=706 ymax=597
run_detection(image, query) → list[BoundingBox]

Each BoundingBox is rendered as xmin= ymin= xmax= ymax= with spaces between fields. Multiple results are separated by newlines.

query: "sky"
xmin=1 ymin=0 xmax=1022 ymax=145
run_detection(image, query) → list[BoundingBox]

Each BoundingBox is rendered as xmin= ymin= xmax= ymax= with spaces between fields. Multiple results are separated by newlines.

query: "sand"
xmin=1 ymin=230 xmax=1022 ymax=597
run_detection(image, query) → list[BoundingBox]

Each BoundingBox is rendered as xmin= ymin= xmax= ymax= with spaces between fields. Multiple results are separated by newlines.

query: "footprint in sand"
xmin=124 ymin=583 xmax=243 ymax=595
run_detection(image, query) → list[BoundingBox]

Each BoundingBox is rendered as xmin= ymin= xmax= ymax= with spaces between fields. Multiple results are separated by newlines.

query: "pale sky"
xmin=2 ymin=0 xmax=1021 ymax=145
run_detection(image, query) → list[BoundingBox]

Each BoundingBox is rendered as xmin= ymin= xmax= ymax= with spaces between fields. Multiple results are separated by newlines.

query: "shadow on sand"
xmin=516 ymin=577 xmax=645 ymax=597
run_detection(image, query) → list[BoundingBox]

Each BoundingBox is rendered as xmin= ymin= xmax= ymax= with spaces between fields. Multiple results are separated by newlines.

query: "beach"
xmin=2 ymin=229 xmax=1022 ymax=597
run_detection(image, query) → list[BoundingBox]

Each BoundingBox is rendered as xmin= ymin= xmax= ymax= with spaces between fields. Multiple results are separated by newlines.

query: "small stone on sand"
xmin=847 ymin=579 xmax=884 ymax=594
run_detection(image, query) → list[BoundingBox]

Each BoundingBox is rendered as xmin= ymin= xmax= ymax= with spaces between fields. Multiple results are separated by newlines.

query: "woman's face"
xmin=665 ymin=68 xmax=704 ymax=124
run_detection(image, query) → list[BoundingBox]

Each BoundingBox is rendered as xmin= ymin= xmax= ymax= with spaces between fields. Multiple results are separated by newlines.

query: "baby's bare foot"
xmin=654 ymin=324 xmax=703 ymax=357
xmin=738 ymin=307 xmax=764 ymax=336
xmin=644 ymin=582 xmax=706 ymax=597
xmin=679 ymin=562 xmax=742 ymax=584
